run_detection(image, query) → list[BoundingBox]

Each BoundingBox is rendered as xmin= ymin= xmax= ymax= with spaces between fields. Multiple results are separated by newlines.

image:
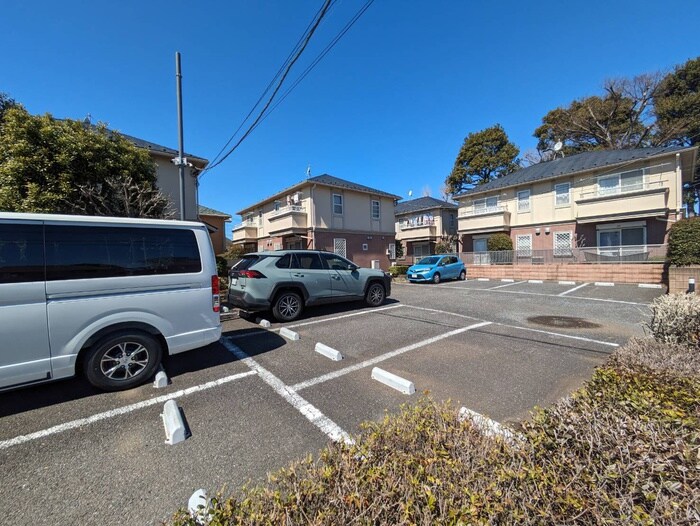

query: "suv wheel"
xmin=365 ymin=283 xmax=385 ymax=307
xmin=273 ymin=291 xmax=303 ymax=322
xmin=84 ymin=331 xmax=162 ymax=391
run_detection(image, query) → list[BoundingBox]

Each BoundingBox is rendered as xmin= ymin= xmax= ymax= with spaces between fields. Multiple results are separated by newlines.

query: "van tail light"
xmin=239 ymin=270 xmax=266 ymax=279
xmin=211 ymin=275 xmax=220 ymax=313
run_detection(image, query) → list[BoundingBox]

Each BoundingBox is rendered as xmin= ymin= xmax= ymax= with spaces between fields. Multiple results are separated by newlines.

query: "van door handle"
xmin=293 ymin=273 xmax=304 ymax=277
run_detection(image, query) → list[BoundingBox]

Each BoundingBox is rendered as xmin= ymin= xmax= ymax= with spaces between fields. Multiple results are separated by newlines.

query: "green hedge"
xmin=388 ymin=265 xmax=409 ymax=276
xmin=667 ymin=217 xmax=700 ymax=266
xmin=487 ymin=233 xmax=513 ymax=251
xmin=172 ymin=335 xmax=699 ymax=525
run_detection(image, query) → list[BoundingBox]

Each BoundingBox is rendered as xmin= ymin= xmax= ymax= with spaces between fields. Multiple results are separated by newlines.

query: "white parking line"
xmin=222 ymin=338 xmax=353 ymax=444
xmin=489 ymin=280 xmax=526 ymax=289
xmin=285 ymin=304 xmax=403 ymax=329
xmin=399 ymin=304 xmax=620 ymax=348
xmin=290 ymin=321 xmax=492 ymax=392
xmin=0 ymin=370 xmax=257 ymax=450
xmin=558 ymin=282 xmax=589 ymax=296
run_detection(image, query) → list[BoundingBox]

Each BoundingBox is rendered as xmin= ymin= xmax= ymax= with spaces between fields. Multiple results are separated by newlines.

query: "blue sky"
xmin=2 ymin=1 xmax=698 ymax=234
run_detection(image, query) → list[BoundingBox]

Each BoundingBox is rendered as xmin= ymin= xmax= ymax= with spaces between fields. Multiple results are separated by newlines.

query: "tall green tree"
xmin=655 ymin=57 xmax=700 ymax=146
xmin=533 ymin=75 xmax=663 ymax=156
xmin=0 ymin=92 xmax=16 ymax=124
xmin=655 ymin=57 xmax=700 ymax=209
xmin=445 ymin=124 xmax=520 ymax=195
xmin=0 ymin=106 xmax=173 ymax=217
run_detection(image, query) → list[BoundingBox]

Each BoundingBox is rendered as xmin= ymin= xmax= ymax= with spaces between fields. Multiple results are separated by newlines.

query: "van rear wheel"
xmin=84 ymin=331 xmax=162 ymax=391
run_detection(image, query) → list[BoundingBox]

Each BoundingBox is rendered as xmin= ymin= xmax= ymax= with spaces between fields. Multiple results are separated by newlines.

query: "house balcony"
xmin=575 ymin=185 xmax=669 ymax=223
xmin=268 ymin=205 xmax=308 ymax=235
xmin=398 ymin=221 xmax=437 ymax=241
xmin=458 ymin=206 xmax=510 ymax=233
xmin=232 ymin=220 xmax=259 ymax=243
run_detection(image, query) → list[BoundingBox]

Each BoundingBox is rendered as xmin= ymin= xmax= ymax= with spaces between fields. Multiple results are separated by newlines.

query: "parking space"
xmin=0 ymin=279 xmax=657 ymax=524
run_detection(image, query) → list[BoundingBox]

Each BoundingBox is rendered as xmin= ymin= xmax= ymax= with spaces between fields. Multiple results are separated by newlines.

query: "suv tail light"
xmin=239 ymin=270 xmax=266 ymax=279
xmin=211 ymin=275 xmax=220 ymax=312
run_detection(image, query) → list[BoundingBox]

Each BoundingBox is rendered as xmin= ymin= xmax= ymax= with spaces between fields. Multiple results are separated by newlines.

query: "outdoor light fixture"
xmin=545 ymin=227 xmax=551 ymax=234
xmin=535 ymin=228 xmax=541 ymax=235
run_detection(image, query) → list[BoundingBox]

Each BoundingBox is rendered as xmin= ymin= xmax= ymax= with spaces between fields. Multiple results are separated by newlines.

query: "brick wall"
xmin=465 ymin=263 xmax=666 ymax=285
xmin=314 ymin=231 xmax=394 ymax=270
xmin=668 ymin=265 xmax=700 ymax=294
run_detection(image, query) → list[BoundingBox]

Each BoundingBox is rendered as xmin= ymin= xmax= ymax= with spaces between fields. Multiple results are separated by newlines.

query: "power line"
xmin=205 ymin=0 xmax=333 ymax=173
xmin=246 ymin=0 xmax=375 ymax=136
xmin=206 ymin=0 xmax=337 ymax=171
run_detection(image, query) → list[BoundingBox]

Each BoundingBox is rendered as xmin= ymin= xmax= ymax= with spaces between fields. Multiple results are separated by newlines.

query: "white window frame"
xmin=333 ymin=194 xmax=343 ymax=215
xmin=516 ymin=234 xmax=532 ymax=257
xmin=553 ymin=231 xmax=573 ymax=257
xmin=371 ymin=200 xmax=380 ymax=220
xmin=362 ymin=243 xmax=368 ymax=251
xmin=517 ymin=190 xmax=530 ymax=213
xmin=388 ymin=243 xmax=396 ymax=259
xmin=554 ymin=183 xmax=571 ymax=207
xmin=473 ymin=196 xmax=498 ymax=214
xmin=597 ymin=168 xmax=645 ymax=197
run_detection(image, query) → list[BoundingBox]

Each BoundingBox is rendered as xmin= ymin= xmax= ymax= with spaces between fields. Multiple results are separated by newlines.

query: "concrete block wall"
xmin=668 ymin=266 xmax=699 ymax=294
xmin=464 ymin=263 xmax=666 ymax=285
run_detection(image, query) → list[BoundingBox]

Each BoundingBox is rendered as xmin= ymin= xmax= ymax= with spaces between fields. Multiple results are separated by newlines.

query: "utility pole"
xmin=175 ymin=51 xmax=186 ymax=220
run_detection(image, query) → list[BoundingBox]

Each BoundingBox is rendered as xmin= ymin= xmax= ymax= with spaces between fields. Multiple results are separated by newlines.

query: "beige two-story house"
xmin=232 ymin=174 xmax=400 ymax=269
xmin=455 ymin=146 xmax=697 ymax=259
xmin=394 ymin=197 xmax=458 ymax=262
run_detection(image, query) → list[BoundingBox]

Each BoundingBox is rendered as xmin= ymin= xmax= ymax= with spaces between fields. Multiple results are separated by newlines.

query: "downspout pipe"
xmin=311 ymin=184 xmax=317 ymax=249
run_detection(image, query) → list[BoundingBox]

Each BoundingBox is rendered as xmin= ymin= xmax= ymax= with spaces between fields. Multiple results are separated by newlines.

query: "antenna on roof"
xmin=553 ymin=141 xmax=564 ymax=158
xmin=306 ymin=164 xmax=311 ymax=178
xmin=408 ymin=190 xmax=413 ymax=197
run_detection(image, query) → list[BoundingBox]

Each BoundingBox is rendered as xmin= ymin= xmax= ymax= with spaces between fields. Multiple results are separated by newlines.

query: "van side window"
xmin=45 ymin=226 xmax=201 ymax=280
xmin=0 ymin=224 xmax=45 ymax=284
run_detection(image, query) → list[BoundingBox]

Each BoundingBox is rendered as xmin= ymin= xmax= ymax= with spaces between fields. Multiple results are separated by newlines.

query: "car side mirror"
xmin=349 ymin=264 xmax=358 ymax=271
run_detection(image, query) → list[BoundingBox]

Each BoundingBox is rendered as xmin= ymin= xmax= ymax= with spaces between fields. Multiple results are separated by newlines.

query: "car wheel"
xmin=84 ymin=331 xmax=162 ymax=391
xmin=459 ymin=270 xmax=466 ymax=281
xmin=273 ymin=291 xmax=303 ymax=322
xmin=365 ymin=282 xmax=386 ymax=306
xmin=432 ymin=273 xmax=441 ymax=284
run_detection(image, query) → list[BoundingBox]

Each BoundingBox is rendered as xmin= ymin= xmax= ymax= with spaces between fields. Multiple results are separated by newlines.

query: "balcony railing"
xmin=578 ymin=179 xmax=666 ymax=200
xmin=232 ymin=218 xmax=260 ymax=230
xmin=460 ymin=244 xmax=667 ymax=265
xmin=459 ymin=205 xmax=508 ymax=217
xmin=400 ymin=218 xmax=436 ymax=230
xmin=269 ymin=205 xmax=305 ymax=218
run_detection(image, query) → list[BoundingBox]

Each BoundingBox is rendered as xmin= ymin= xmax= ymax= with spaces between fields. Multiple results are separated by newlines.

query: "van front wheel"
xmin=84 ymin=331 xmax=163 ymax=391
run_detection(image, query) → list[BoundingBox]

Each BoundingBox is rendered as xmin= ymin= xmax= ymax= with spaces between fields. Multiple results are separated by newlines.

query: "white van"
xmin=0 ymin=213 xmax=222 ymax=392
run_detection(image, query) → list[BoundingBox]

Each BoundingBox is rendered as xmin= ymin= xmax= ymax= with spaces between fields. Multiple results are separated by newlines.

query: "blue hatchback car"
xmin=407 ymin=255 xmax=466 ymax=284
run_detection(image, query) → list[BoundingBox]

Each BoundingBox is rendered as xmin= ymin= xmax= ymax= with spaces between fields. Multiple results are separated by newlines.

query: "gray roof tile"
xmin=455 ymin=146 xmax=693 ymax=197
xmin=395 ymin=196 xmax=457 ymax=215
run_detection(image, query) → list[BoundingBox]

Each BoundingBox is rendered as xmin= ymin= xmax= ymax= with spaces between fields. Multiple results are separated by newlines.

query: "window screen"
xmin=45 ymin=225 xmax=201 ymax=280
xmin=0 ymin=224 xmax=45 ymax=284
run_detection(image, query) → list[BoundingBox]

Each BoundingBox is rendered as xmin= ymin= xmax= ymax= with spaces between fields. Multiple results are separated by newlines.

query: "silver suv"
xmin=228 ymin=250 xmax=392 ymax=322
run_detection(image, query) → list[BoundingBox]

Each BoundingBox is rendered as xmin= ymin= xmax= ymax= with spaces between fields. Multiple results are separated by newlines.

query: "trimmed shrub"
xmin=171 ymin=337 xmax=700 ymax=525
xmin=487 ymin=233 xmax=513 ymax=251
xmin=388 ymin=265 xmax=409 ymax=276
xmin=647 ymin=293 xmax=700 ymax=348
xmin=609 ymin=337 xmax=700 ymax=378
xmin=667 ymin=217 xmax=700 ymax=266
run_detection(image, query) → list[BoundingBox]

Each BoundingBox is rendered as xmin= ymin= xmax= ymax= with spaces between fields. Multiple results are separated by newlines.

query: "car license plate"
xmin=411 ymin=274 xmax=418 ymax=279
xmin=231 ymin=278 xmax=238 ymax=285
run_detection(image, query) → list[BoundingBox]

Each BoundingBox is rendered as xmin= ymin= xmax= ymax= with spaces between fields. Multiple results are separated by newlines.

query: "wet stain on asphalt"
xmin=527 ymin=316 xmax=601 ymax=329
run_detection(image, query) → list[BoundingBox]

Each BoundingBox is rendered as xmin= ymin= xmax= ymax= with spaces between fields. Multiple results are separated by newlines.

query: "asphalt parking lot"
xmin=0 ymin=279 xmax=661 ymax=525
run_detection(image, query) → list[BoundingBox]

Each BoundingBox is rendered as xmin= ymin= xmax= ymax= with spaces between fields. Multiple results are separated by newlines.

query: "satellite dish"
xmin=408 ymin=190 xmax=413 ymax=197
xmin=553 ymin=141 xmax=563 ymax=152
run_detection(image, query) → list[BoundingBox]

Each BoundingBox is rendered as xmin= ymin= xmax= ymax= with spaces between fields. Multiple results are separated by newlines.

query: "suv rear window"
xmin=231 ymin=255 xmax=262 ymax=271
xmin=275 ymin=254 xmax=292 ymax=269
